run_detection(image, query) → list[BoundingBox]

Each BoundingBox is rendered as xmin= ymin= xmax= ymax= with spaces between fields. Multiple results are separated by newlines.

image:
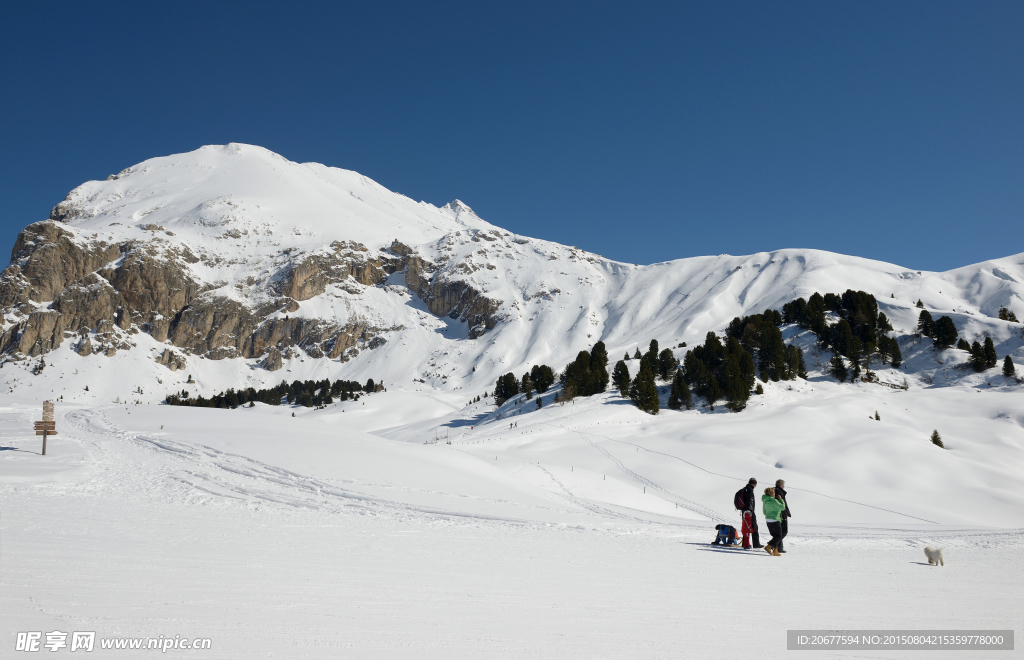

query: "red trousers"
xmin=741 ymin=511 xmax=761 ymax=548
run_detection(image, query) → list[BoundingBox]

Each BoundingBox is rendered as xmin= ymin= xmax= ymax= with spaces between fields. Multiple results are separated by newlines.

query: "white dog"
xmin=924 ymin=546 xmax=945 ymax=566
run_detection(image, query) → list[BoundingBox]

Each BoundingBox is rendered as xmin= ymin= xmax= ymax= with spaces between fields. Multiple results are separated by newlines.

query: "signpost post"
xmin=35 ymin=401 xmax=56 ymax=456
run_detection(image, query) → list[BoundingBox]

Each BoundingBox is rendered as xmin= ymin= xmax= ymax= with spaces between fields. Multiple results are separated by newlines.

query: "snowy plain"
xmin=1 ymin=144 xmax=1023 ymax=657
xmin=1 ymin=374 xmax=1022 ymax=659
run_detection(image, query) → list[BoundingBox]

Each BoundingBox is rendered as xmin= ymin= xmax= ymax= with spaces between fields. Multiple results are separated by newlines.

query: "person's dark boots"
xmin=753 ymin=543 xmax=764 ymax=548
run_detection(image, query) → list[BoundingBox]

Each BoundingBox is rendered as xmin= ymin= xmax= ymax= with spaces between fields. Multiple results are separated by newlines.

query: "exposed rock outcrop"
xmin=1 ymin=223 xmax=506 ymax=365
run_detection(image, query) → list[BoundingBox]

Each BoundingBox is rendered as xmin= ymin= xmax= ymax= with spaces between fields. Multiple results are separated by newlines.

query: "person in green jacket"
xmin=762 ymin=487 xmax=786 ymax=556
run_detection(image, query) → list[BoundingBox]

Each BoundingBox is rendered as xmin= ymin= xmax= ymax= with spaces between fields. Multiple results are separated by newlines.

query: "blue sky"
xmin=1 ymin=2 xmax=1021 ymax=271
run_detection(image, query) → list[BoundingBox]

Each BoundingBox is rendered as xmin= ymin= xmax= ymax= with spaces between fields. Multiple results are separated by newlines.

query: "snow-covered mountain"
xmin=1 ymin=143 xmax=1022 ymax=402
xmin=2 ymin=146 xmax=1023 ymax=657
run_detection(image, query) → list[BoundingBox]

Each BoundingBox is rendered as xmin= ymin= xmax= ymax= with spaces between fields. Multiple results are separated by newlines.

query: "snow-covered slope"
xmin=2 ymin=143 xmax=1022 ymax=405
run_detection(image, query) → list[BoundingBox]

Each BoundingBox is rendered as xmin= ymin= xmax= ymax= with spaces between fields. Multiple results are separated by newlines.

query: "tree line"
xmin=164 ymin=378 xmax=380 ymax=409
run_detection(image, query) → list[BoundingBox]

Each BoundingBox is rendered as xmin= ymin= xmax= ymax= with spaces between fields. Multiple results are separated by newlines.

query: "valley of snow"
xmin=1 ymin=144 xmax=1023 ymax=658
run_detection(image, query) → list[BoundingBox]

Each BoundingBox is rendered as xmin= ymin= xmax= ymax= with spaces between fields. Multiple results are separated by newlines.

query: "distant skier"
xmin=774 ymin=479 xmax=791 ymax=553
xmin=761 ymin=487 xmax=786 ymax=556
xmin=735 ymin=478 xmax=763 ymax=549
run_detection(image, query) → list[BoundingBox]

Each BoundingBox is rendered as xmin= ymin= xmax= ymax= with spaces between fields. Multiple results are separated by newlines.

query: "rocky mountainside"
xmin=2 ymin=143 xmax=1023 ymax=400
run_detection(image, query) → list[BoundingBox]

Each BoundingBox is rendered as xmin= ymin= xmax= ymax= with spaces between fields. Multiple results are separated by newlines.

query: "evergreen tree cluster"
xmin=683 ymin=332 xmax=756 ymax=412
xmin=967 ymin=337 xmax=999 ymax=372
xmin=493 ymin=364 xmax=556 ymax=405
xmin=998 ymin=307 xmax=1019 ymax=323
xmin=917 ymin=310 xmax=958 ymax=349
xmin=164 ymin=378 xmax=377 ymax=409
xmin=724 ymin=311 xmax=806 ymax=382
xmin=559 ymin=341 xmax=610 ymax=400
xmin=784 ymin=290 xmax=903 ymax=376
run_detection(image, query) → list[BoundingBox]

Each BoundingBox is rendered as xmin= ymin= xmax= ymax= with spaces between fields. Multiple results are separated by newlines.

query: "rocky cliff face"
xmin=0 ymin=222 xmax=503 ymax=371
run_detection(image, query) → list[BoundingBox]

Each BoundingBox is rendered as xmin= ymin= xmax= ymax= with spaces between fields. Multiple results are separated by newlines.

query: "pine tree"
xmin=998 ymin=307 xmax=1019 ymax=323
xmin=877 ymin=335 xmax=891 ymax=364
xmin=932 ymin=316 xmax=958 ymax=349
xmin=667 ymin=370 xmax=691 ymax=410
xmin=530 ymin=365 xmax=555 ymax=393
xmin=930 ymin=430 xmax=944 ymax=448
xmin=536 ymin=397 xmax=543 ymax=409
xmin=917 ymin=310 xmax=934 ymax=337
xmin=755 ymin=383 xmax=763 ymax=395
xmin=874 ymin=411 xmax=880 ymax=421
xmin=644 ymin=339 xmax=660 ymax=368
xmin=970 ymin=341 xmax=986 ymax=372
xmin=829 ymin=354 xmax=848 ymax=382
xmin=704 ymin=374 xmax=723 ymax=410
xmin=629 ymin=359 xmax=659 ymax=415
xmin=521 ymin=373 xmax=534 ymax=400
xmin=612 ymin=360 xmax=631 ymax=397
xmin=890 ymin=340 xmax=902 ymax=368
xmin=877 ymin=312 xmax=893 ymax=332
xmin=658 ymin=348 xmax=679 ymax=380
xmin=983 ymin=337 xmax=998 ymax=369
xmin=1003 ymin=355 xmax=1016 ymax=379
xmin=723 ymin=354 xmax=751 ymax=412
xmin=633 ymin=348 xmax=642 ymax=360
xmin=957 ymin=338 xmax=970 ymax=351
xmin=623 ymin=352 xmax=630 ymax=362
xmin=916 ymin=299 xmax=924 ymax=309
xmin=494 ymin=373 xmax=520 ymax=405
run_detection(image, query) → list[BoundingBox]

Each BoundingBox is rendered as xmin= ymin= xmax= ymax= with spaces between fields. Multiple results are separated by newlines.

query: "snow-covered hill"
xmin=1 ymin=143 xmax=1022 ymax=405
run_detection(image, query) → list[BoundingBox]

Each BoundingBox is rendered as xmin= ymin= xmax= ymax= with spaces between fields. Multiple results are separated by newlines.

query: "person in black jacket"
xmin=740 ymin=478 xmax=762 ymax=549
xmin=774 ymin=479 xmax=791 ymax=553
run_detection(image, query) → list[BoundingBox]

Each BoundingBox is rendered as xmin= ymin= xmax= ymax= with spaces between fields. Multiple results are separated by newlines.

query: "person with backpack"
xmin=762 ymin=487 xmax=786 ymax=556
xmin=734 ymin=478 xmax=762 ymax=549
xmin=774 ymin=479 xmax=791 ymax=553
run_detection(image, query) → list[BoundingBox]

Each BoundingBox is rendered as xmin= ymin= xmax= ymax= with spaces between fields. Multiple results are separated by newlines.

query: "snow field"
xmin=2 ymin=380 xmax=1023 ymax=658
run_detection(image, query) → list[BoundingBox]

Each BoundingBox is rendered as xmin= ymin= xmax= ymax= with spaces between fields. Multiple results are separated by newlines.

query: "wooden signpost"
xmin=35 ymin=401 xmax=56 ymax=455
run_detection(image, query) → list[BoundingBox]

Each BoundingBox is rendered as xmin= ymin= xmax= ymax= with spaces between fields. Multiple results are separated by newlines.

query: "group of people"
xmin=739 ymin=477 xmax=791 ymax=555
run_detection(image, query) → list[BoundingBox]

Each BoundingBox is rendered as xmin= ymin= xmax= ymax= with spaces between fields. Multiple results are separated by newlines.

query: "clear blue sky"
xmin=1 ymin=2 xmax=1021 ymax=271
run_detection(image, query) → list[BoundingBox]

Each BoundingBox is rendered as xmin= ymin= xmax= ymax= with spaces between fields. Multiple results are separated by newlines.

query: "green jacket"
xmin=762 ymin=494 xmax=786 ymax=521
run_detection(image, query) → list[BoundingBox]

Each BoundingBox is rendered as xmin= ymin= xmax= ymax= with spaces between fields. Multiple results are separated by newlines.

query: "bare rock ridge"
xmin=0 ymin=222 xmax=500 ymax=368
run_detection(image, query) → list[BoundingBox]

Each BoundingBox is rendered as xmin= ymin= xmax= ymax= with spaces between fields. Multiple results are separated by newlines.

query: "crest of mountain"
xmin=1 ymin=143 xmax=1022 ymax=396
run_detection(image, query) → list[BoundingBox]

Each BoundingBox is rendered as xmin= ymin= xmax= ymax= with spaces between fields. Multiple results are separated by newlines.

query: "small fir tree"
xmin=633 ymin=348 xmax=642 ymax=360
xmin=644 ymin=340 xmax=660 ymax=368
xmin=932 ymin=316 xmax=958 ymax=349
xmin=916 ymin=299 xmax=924 ymax=309
xmin=629 ymin=359 xmax=659 ymax=415
xmin=612 ymin=360 xmax=631 ymax=397
xmin=667 ymin=369 xmax=691 ymax=410
xmin=930 ymin=430 xmax=944 ymax=448
xmin=983 ymin=337 xmax=998 ymax=369
xmin=917 ymin=310 xmax=934 ymax=337
xmin=890 ymin=340 xmax=903 ymax=368
xmin=957 ymin=338 xmax=971 ymax=351
xmin=658 ymin=348 xmax=679 ymax=380
xmin=970 ymin=341 xmax=986 ymax=372
xmin=874 ymin=411 xmax=880 ymax=421
xmin=829 ymin=354 xmax=848 ymax=383
xmin=1003 ymin=355 xmax=1017 ymax=379
xmin=755 ymin=383 xmax=763 ymax=395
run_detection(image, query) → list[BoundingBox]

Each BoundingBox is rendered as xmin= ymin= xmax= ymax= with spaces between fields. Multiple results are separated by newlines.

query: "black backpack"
xmin=733 ymin=487 xmax=747 ymax=511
